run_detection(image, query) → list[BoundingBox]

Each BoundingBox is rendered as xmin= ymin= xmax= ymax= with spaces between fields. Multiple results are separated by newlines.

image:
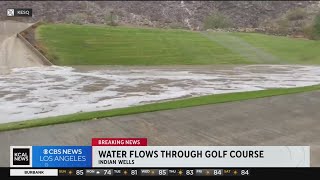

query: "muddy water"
xmin=0 ymin=21 xmax=43 ymax=74
xmin=1 ymin=65 xmax=320 ymax=123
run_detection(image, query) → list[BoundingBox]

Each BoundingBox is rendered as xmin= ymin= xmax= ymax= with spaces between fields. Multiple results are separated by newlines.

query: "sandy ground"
xmin=0 ymin=20 xmax=43 ymax=74
xmin=0 ymin=90 xmax=320 ymax=166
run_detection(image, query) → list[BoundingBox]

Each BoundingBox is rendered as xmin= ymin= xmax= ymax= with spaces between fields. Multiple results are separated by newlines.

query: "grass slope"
xmin=230 ymin=32 xmax=320 ymax=64
xmin=36 ymin=24 xmax=320 ymax=65
xmin=1 ymin=84 xmax=320 ymax=132
xmin=36 ymin=24 xmax=249 ymax=65
xmin=202 ymin=32 xmax=282 ymax=64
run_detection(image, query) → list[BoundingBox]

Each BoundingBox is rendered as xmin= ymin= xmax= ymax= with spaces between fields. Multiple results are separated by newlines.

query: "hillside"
xmin=1 ymin=1 xmax=319 ymax=31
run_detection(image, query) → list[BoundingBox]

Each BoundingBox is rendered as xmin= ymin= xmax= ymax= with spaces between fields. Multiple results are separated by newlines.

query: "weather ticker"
xmin=9 ymin=168 xmax=250 ymax=177
xmin=7 ymin=167 xmax=320 ymax=177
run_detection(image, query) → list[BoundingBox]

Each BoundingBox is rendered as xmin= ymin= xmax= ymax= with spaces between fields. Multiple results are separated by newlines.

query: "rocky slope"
xmin=1 ymin=1 xmax=319 ymax=31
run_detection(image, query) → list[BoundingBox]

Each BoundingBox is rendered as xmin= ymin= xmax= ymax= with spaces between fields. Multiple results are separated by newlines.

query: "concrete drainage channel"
xmin=1 ymin=21 xmax=320 ymax=124
xmin=0 ymin=21 xmax=46 ymax=74
xmin=16 ymin=21 xmax=53 ymax=66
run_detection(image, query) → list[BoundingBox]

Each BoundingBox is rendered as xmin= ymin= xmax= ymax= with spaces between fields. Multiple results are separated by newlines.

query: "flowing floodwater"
xmin=0 ymin=21 xmax=44 ymax=75
xmin=1 ymin=65 xmax=320 ymax=123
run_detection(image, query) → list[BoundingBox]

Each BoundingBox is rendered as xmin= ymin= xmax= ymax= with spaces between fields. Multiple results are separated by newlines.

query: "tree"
xmin=313 ymin=13 xmax=320 ymax=38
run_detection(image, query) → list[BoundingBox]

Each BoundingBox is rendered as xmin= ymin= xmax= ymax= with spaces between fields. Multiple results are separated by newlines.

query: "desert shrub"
xmin=66 ymin=13 xmax=88 ymax=25
xmin=313 ymin=13 xmax=320 ymax=39
xmin=203 ymin=13 xmax=233 ymax=29
xmin=286 ymin=8 xmax=307 ymax=21
xmin=303 ymin=25 xmax=316 ymax=39
xmin=276 ymin=19 xmax=290 ymax=34
xmin=168 ymin=23 xmax=188 ymax=30
xmin=303 ymin=13 xmax=320 ymax=40
xmin=104 ymin=11 xmax=118 ymax=26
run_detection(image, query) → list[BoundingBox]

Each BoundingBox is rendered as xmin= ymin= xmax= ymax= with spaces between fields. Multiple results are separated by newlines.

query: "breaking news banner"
xmin=91 ymin=138 xmax=148 ymax=146
xmin=10 ymin=138 xmax=309 ymax=168
xmin=92 ymin=146 xmax=310 ymax=168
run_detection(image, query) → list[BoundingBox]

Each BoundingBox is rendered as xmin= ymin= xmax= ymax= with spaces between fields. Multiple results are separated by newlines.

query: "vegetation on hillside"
xmin=286 ymin=8 xmax=308 ymax=21
xmin=65 ymin=13 xmax=88 ymax=25
xmin=104 ymin=11 xmax=118 ymax=26
xmin=303 ymin=12 xmax=320 ymax=40
xmin=203 ymin=13 xmax=233 ymax=29
xmin=312 ymin=12 xmax=320 ymax=39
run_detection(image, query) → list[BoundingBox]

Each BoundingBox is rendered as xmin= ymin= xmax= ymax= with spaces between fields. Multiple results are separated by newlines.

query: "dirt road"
xmin=1 ymin=90 xmax=320 ymax=166
xmin=0 ymin=20 xmax=43 ymax=74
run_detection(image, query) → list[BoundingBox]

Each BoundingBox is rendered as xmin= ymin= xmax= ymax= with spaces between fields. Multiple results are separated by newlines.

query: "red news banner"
xmin=92 ymin=138 xmax=148 ymax=146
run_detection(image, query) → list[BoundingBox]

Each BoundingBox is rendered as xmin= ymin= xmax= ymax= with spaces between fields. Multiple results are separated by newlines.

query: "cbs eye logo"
xmin=43 ymin=149 xmax=48 ymax=154
xmin=7 ymin=9 xmax=15 ymax=17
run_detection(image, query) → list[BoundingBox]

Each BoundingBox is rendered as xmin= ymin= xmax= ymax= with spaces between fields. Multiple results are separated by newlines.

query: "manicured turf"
xmin=36 ymin=24 xmax=320 ymax=65
xmin=230 ymin=32 xmax=320 ymax=64
xmin=1 ymin=84 xmax=320 ymax=132
xmin=36 ymin=24 xmax=249 ymax=65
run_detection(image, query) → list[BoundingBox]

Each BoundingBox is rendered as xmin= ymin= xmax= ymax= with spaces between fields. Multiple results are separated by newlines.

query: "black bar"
xmin=251 ymin=168 xmax=320 ymax=177
xmin=14 ymin=9 xmax=32 ymax=17
xmin=1 ymin=168 xmax=320 ymax=177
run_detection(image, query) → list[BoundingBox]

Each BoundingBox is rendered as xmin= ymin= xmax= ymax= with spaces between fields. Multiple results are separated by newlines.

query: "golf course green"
xmin=36 ymin=24 xmax=320 ymax=65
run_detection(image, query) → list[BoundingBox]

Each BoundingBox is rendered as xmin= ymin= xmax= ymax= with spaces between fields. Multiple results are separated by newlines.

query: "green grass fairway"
xmin=35 ymin=24 xmax=249 ymax=65
xmin=36 ymin=24 xmax=320 ymax=65
xmin=1 ymin=84 xmax=320 ymax=132
xmin=230 ymin=32 xmax=320 ymax=64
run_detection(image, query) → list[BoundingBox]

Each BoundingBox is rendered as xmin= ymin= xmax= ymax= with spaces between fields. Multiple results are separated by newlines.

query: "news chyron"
xmin=9 ymin=138 xmax=310 ymax=177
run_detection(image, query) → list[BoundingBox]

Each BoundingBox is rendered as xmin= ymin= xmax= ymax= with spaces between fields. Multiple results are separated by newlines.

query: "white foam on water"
xmin=0 ymin=65 xmax=320 ymax=123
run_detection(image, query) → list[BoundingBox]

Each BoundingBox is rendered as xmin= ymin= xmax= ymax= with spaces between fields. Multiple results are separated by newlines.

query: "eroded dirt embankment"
xmin=0 ymin=21 xmax=43 ymax=74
